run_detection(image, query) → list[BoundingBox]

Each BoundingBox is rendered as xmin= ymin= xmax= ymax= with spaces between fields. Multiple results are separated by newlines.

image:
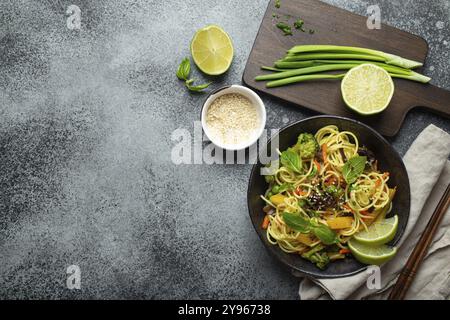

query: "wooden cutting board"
xmin=242 ymin=0 xmax=450 ymax=136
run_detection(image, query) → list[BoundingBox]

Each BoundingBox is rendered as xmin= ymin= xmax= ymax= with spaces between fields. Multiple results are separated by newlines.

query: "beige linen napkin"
xmin=297 ymin=124 xmax=450 ymax=300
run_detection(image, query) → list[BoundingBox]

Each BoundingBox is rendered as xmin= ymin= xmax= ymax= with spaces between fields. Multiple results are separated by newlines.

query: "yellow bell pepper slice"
xmin=270 ymin=194 xmax=286 ymax=206
xmin=326 ymin=216 xmax=354 ymax=230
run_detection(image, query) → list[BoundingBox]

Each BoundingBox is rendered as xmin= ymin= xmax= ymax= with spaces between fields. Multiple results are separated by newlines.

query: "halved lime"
xmin=348 ymin=238 xmax=397 ymax=265
xmin=353 ymin=215 xmax=398 ymax=246
xmin=341 ymin=64 xmax=394 ymax=115
xmin=190 ymin=25 xmax=234 ymax=76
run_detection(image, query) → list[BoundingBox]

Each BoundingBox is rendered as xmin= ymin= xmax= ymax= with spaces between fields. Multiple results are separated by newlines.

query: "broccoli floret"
xmin=264 ymin=175 xmax=274 ymax=184
xmin=302 ymin=244 xmax=330 ymax=269
xmin=325 ymin=185 xmax=344 ymax=198
xmin=302 ymin=244 xmax=324 ymax=258
xmin=314 ymin=252 xmax=330 ymax=270
xmin=290 ymin=133 xmax=319 ymax=159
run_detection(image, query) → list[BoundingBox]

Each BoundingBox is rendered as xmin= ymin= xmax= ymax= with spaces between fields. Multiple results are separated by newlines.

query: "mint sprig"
xmin=280 ymin=149 xmax=302 ymax=173
xmin=176 ymin=58 xmax=210 ymax=93
xmin=342 ymin=155 xmax=367 ymax=184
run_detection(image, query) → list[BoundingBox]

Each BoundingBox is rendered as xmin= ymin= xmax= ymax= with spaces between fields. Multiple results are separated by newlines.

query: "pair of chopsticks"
xmin=388 ymin=183 xmax=450 ymax=300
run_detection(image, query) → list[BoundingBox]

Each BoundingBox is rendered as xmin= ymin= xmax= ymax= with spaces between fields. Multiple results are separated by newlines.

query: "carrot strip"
xmin=339 ymin=249 xmax=351 ymax=254
xmin=295 ymin=187 xmax=308 ymax=196
xmin=343 ymin=204 xmax=354 ymax=213
xmin=262 ymin=215 xmax=270 ymax=229
xmin=313 ymin=159 xmax=321 ymax=172
xmin=375 ymin=173 xmax=389 ymax=188
xmin=375 ymin=179 xmax=382 ymax=187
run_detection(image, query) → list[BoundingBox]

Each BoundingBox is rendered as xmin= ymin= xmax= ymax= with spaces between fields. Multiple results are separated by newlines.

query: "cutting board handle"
xmin=410 ymin=84 xmax=450 ymax=118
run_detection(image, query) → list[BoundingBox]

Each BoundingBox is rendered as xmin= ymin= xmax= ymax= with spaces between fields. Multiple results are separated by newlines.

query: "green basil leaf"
xmin=183 ymin=60 xmax=190 ymax=79
xmin=282 ymin=212 xmax=311 ymax=233
xmin=185 ymin=79 xmax=211 ymax=92
xmin=312 ymin=224 xmax=339 ymax=245
xmin=284 ymin=213 xmax=338 ymax=245
xmin=342 ymin=155 xmax=367 ymax=184
xmin=176 ymin=57 xmax=190 ymax=80
xmin=280 ymin=149 xmax=302 ymax=173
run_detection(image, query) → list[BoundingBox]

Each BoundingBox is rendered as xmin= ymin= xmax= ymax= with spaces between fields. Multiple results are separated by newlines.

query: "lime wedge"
xmin=348 ymin=238 xmax=397 ymax=266
xmin=353 ymin=215 xmax=398 ymax=246
xmin=190 ymin=25 xmax=234 ymax=75
xmin=341 ymin=63 xmax=394 ymax=115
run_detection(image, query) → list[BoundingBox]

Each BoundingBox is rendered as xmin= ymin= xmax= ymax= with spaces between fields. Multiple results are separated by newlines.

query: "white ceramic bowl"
xmin=201 ymin=85 xmax=266 ymax=151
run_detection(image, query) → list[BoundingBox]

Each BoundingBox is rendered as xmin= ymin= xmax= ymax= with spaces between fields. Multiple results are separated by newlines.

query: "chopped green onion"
xmin=276 ymin=22 xmax=293 ymax=36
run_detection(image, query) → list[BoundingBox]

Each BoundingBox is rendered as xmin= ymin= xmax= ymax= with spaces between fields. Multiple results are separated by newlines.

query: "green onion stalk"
xmin=256 ymin=63 xmax=427 ymax=81
xmin=390 ymin=72 xmax=431 ymax=83
xmin=275 ymin=60 xmax=412 ymax=73
xmin=255 ymin=64 xmax=360 ymax=81
xmin=282 ymin=53 xmax=386 ymax=62
xmin=261 ymin=66 xmax=289 ymax=72
xmin=271 ymin=60 xmax=431 ymax=83
xmin=259 ymin=63 xmax=430 ymax=84
xmin=287 ymin=45 xmax=423 ymax=69
xmin=264 ymin=71 xmax=429 ymax=88
xmin=266 ymin=74 xmax=346 ymax=88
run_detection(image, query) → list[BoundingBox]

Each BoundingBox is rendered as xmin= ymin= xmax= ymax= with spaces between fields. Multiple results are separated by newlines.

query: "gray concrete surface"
xmin=0 ymin=0 xmax=449 ymax=299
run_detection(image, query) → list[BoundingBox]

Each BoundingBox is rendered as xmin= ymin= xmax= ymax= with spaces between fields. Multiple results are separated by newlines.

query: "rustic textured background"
xmin=0 ymin=0 xmax=449 ymax=299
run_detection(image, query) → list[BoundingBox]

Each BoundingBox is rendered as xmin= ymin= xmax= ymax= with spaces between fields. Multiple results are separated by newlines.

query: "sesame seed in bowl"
xmin=201 ymin=85 xmax=266 ymax=151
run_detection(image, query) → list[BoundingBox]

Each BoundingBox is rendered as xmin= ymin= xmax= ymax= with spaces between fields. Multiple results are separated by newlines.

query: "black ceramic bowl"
xmin=247 ymin=115 xmax=410 ymax=278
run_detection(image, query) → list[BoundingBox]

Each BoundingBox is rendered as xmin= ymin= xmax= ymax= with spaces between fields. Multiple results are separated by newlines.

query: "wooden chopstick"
xmin=388 ymin=183 xmax=450 ymax=300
